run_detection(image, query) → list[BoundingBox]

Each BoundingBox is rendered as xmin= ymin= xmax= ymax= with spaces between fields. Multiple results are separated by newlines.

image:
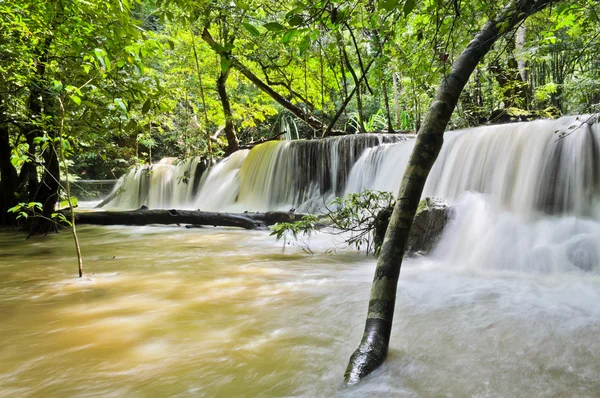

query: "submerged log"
xmin=71 ymin=209 xmax=304 ymax=230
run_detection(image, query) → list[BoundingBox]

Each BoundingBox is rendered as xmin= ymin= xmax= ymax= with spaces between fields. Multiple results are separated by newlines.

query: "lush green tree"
xmin=2 ymin=0 xmax=599 ymax=233
xmin=344 ymin=0 xmax=570 ymax=385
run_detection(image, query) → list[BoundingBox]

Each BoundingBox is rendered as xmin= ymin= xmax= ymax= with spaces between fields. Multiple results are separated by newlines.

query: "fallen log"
xmin=71 ymin=209 xmax=305 ymax=230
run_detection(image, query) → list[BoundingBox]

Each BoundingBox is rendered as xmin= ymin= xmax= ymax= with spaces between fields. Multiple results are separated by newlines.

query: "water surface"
xmin=1 ymin=221 xmax=599 ymax=397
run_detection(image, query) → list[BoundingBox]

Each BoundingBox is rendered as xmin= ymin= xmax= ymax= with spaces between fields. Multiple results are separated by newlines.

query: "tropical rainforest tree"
xmin=344 ymin=0 xmax=568 ymax=385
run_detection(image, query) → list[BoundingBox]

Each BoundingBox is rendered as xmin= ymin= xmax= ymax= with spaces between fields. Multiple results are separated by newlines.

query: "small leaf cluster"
xmin=270 ymin=190 xmax=395 ymax=255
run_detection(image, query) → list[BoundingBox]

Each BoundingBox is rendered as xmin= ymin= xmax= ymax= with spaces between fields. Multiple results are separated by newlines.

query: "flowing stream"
xmin=1 ymin=217 xmax=599 ymax=396
xmin=2 ymin=115 xmax=600 ymax=396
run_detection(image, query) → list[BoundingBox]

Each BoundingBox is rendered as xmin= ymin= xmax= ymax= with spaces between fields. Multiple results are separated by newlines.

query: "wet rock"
xmin=566 ymin=236 xmax=598 ymax=272
xmin=374 ymin=197 xmax=451 ymax=257
xmin=406 ymin=197 xmax=451 ymax=255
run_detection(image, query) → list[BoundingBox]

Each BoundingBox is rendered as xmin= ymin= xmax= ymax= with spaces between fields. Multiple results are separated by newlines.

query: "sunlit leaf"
xmin=264 ymin=22 xmax=285 ymax=32
xmin=243 ymin=22 xmax=260 ymax=37
xmin=70 ymin=95 xmax=81 ymax=106
xmin=403 ymin=0 xmax=416 ymax=16
xmin=282 ymin=29 xmax=298 ymax=44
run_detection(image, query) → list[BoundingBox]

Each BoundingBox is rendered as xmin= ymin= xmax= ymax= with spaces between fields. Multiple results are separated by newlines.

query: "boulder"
xmin=566 ymin=236 xmax=598 ymax=272
xmin=374 ymin=196 xmax=451 ymax=257
xmin=406 ymin=197 xmax=451 ymax=255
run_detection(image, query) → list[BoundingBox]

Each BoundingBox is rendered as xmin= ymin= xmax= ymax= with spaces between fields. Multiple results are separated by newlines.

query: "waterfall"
xmin=102 ymin=157 xmax=211 ymax=210
xmin=346 ymin=115 xmax=600 ymax=217
xmin=98 ymin=115 xmax=600 ymax=272
xmin=101 ymin=115 xmax=599 ymax=218
xmin=101 ymin=134 xmax=404 ymax=211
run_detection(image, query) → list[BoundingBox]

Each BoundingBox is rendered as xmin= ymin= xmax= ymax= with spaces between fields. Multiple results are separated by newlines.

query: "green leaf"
xmin=70 ymin=95 xmax=81 ymax=106
xmin=7 ymin=205 xmax=21 ymax=213
xmin=298 ymin=35 xmax=311 ymax=55
xmin=94 ymin=48 xmax=106 ymax=69
xmin=114 ymin=98 xmax=128 ymax=115
xmin=243 ymin=22 xmax=260 ymax=37
xmin=167 ymin=40 xmax=175 ymax=50
xmin=142 ymin=98 xmax=152 ymax=114
xmin=61 ymin=139 xmax=71 ymax=151
xmin=380 ymin=0 xmax=400 ymax=11
xmin=53 ymin=80 xmax=63 ymax=93
xmin=59 ymin=197 xmax=78 ymax=208
xmin=236 ymin=0 xmax=250 ymax=10
xmin=264 ymin=22 xmax=285 ymax=32
xmin=282 ymin=29 xmax=298 ymax=44
xmin=221 ymin=57 xmax=232 ymax=73
xmin=403 ymin=0 xmax=416 ymax=16
xmin=288 ymin=15 xmax=304 ymax=27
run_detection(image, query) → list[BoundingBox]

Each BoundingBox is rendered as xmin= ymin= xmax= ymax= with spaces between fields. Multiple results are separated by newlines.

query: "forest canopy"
xmin=1 ymin=0 xmax=599 ymax=228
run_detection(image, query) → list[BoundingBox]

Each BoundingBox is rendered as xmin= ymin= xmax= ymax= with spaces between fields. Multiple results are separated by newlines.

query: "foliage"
xmin=269 ymin=214 xmax=320 ymax=254
xmin=270 ymin=190 xmax=395 ymax=255
xmin=8 ymin=202 xmax=71 ymax=226
xmin=2 ymin=0 xmax=599 ymax=228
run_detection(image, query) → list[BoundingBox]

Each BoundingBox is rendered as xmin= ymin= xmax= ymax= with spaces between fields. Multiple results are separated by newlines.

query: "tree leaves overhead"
xmin=379 ymin=0 xmax=400 ymax=12
xmin=403 ymin=0 xmax=416 ymax=16
xmin=282 ymin=29 xmax=298 ymax=44
xmin=1 ymin=0 xmax=598 ymax=186
xmin=243 ymin=22 xmax=261 ymax=37
xmin=263 ymin=22 xmax=285 ymax=32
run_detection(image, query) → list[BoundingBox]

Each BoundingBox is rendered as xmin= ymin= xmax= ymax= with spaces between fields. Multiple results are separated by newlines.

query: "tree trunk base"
xmin=344 ymin=318 xmax=391 ymax=385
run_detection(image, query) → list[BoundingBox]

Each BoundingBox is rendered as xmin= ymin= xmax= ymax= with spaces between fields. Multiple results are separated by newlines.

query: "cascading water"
xmin=100 ymin=114 xmax=600 ymax=274
xmin=102 ymin=115 xmax=599 ymax=217
xmin=343 ymin=115 xmax=600 ymax=273
xmin=101 ymin=157 xmax=211 ymax=209
xmin=233 ymin=134 xmax=404 ymax=212
xmin=102 ymin=134 xmax=404 ymax=211
xmin=345 ymin=115 xmax=600 ymax=217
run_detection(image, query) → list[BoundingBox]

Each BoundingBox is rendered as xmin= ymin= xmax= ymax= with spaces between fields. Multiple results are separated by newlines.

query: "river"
xmin=2 ymin=194 xmax=600 ymax=397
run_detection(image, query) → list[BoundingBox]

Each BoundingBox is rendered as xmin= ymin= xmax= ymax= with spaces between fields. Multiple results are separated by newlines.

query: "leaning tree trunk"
xmin=345 ymin=0 xmax=558 ymax=385
xmin=201 ymin=28 xmax=323 ymax=131
xmin=216 ymin=67 xmax=239 ymax=155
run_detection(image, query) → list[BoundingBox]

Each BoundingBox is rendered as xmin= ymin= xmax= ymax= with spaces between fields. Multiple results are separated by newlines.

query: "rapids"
xmin=1 ymin=208 xmax=600 ymax=396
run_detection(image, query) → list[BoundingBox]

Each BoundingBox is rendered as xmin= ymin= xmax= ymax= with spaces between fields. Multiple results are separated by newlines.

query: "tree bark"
xmin=217 ymin=67 xmax=239 ymax=155
xmin=516 ymin=24 xmax=528 ymax=82
xmin=24 ymin=38 xmax=62 ymax=236
xmin=70 ymin=209 xmax=305 ymax=229
xmin=201 ymin=28 xmax=323 ymax=131
xmin=344 ymin=0 xmax=558 ymax=385
xmin=393 ymin=72 xmax=400 ymax=129
xmin=28 ymin=136 xmax=60 ymax=236
xmin=0 ymin=122 xmax=18 ymax=225
xmin=323 ymin=55 xmax=379 ymax=137
xmin=339 ymin=36 xmax=366 ymax=133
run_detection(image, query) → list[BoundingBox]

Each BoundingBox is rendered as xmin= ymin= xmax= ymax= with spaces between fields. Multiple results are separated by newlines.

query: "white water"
xmin=346 ymin=115 xmax=600 ymax=217
xmin=102 ymin=115 xmax=599 ymax=218
xmin=102 ymin=134 xmax=405 ymax=212
xmin=1 ymin=218 xmax=599 ymax=396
